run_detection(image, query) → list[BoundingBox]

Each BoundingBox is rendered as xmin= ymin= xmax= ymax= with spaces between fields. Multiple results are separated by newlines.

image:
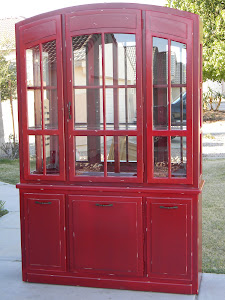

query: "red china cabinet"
xmin=16 ymin=3 xmax=203 ymax=295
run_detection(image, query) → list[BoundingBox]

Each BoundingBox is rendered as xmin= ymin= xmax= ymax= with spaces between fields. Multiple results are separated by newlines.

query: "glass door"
xmin=19 ymin=16 xmax=65 ymax=181
xmin=66 ymin=10 xmax=143 ymax=182
xmin=146 ymin=11 xmax=193 ymax=184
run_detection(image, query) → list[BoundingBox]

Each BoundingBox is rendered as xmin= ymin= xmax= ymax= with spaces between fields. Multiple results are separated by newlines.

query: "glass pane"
xmin=106 ymin=88 xmax=137 ymax=130
xmin=171 ymin=88 xmax=186 ymax=130
xmin=45 ymin=135 xmax=59 ymax=174
xmin=73 ymin=34 xmax=102 ymax=86
xmin=107 ymin=136 xmax=137 ymax=177
xmin=106 ymin=89 xmax=114 ymax=129
xmin=27 ymin=90 xmax=42 ymax=129
xmin=105 ymin=34 xmax=136 ymax=85
xmin=154 ymin=136 xmax=168 ymax=178
xmin=171 ymin=137 xmax=187 ymax=178
xmin=75 ymin=136 xmax=104 ymax=176
xmin=42 ymin=40 xmax=57 ymax=87
xmin=153 ymin=88 xmax=168 ymax=130
xmin=29 ymin=135 xmax=43 ymax=174
xmin=74 ymin=89 xmax=103 ymax=130
xmin=26 ymin=45 xmax=41 ymax=87
xmin=153 ymin=38 xmax=168 ymax=85
xmin=44 ymin=89 xmax=58 ymax=129
xmin=171 ymin=41 xmax=186 ymax=84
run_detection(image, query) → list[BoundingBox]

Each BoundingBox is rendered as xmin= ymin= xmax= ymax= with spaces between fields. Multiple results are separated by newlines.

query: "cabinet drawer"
xmin=147 ymin=197 xmax=192 ymax=280
xmin=69 ymin=195 xmax=143 ymax=276
xmin=24 ymin=193 xmax=66 ymax=271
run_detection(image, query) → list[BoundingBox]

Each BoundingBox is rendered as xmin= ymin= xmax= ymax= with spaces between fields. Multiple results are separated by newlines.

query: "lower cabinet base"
xmin=23 ymin=272 xmax=196 ymax=295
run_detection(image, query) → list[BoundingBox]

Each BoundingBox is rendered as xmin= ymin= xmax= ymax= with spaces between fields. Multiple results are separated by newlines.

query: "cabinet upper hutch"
xmin=16 ymin=3 xmax=203 ymax=295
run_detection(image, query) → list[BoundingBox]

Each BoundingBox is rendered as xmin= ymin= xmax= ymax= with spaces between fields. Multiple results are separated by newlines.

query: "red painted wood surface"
xmin=147 ymin=198 xmax=191 ymax=280
xmin=16 ymin=3 xmax=203 ymax=295
xmin=24 ymin=193 xmax=66 ymax=271
xmin=68 ymin=196 xmax=143 ymax=276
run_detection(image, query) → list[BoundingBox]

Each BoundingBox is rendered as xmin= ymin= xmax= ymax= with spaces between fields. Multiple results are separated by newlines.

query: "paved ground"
xmin=1 ymin=181 xmax=225 ymax=299
xmin=202 ymin=120 xmax=225 ymax=159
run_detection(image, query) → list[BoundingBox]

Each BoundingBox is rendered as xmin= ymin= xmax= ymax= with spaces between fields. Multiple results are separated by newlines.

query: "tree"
xmin=167 ymin=0 xmax=225 ymax=82
xmin=0 ymin=52 xmax=17 ymax=145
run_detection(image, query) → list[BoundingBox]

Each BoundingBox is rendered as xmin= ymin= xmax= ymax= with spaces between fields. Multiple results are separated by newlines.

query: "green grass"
xmin=0 ymin=158 xmax=224 ymax=273
xmin=0 ymin=158 xmax=20 ymax=185
xmin=202 ymin=159 xmax=225 ymax=274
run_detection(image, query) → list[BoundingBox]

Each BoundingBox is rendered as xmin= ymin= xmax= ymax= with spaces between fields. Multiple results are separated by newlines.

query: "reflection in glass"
xmin=171 ymin=41 xmax=186 ymax=84
xmin=171 ymin=88 xmax=186 ymax=130
xmin=105 ymin=88 xmax=137 ymax=130
xmin=27 ymin=90 xmax=42 ymax=129
xmin=171 ymin=137 xmax=186 ymax=177
xmin=153 ymin=38 xmax=168 ymax=85
xmin=42 ymin=40 xmax=57 ymax=87
xmin=45 ymin=135 xmax=59 ymax=174
xmin=107 ymin=136 xmax=137 ymax=176
xmin=72 ymin=34 xmax=102 ymax=86
xmin=74 ymin=89 xmax=103 ymax=130
xmin=75 ymin=136 xmax=104 ymax=176
xmin=154 ymin=136 xmax=168 ymax=178
xmin=104 ymin=34 xmax=136 ymax=85
xmin=153 ymin=88 xmax=168 ymax=130
xmin=26 ymin=45 xmax=41 ymax=87
xmin=29 ymin=135 xmax=43 ymax=174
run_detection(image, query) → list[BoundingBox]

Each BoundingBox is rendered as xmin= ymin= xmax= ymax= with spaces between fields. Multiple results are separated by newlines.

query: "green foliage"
xmin=203 ymin=87 xmax=224 ymax=111
xmin=167 ymin=0 xmax=225 ymax=82
xmin=0 ymin=200 xmax=8 ymax=217
xmin=0 ymin=53 xmax=17 ymax=101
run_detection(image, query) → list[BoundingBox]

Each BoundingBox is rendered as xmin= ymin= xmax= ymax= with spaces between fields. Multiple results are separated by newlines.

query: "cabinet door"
xmin=17 ymin=16 xmax=65 ymax=181
xmin=69 ymin=195 xmax=143 ymax=276
xmin=24 ymin=193 xmax=66 ymax=271
xmin=147 ymin=197 xmax=192 ymax=280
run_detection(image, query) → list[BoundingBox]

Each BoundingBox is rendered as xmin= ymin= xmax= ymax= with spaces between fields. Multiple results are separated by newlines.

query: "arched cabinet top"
xmin=15 ymin=3 xmax=201 ymax=31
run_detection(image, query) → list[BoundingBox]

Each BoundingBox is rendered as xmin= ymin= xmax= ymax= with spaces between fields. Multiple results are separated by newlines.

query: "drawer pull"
xmin=95 ymin=203 xmax=113 ymax=207
xmin=35 ymin=201 xmax=52 ymax=205
xmin=160 ymin=206 xmax=178 ymax=210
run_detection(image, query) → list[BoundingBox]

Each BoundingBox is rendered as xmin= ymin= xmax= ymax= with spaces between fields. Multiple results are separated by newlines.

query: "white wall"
xmin=1 ymin=99 xmax=18 ymax=142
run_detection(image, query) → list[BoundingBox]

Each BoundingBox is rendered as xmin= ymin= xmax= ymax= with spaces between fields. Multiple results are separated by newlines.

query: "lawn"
xmin=202 ymin=159 xmax=225 ymax=274
xmin=0 ymin=158 xmax=224 ymax=273
xmin=0 ymin=159 xmax=20 ymax=185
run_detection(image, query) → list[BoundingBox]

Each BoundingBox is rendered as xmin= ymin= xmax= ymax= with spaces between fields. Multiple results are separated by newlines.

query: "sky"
xmin=0 ymin=0 xmax=167 ymax=18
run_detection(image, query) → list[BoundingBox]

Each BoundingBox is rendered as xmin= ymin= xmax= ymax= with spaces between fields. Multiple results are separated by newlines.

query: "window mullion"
xmin=39 ymin=43 xmax=46 ymax=175
xmin=102 ymin=33 xmax=107 ymax=176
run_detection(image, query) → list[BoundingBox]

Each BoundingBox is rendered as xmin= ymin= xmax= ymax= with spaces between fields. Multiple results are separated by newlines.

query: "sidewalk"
xmin=0 ymin=181 xmax=225 ymax=300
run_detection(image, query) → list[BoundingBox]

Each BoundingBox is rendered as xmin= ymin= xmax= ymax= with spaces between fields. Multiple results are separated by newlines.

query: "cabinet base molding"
xmin=25 ymin=272 xmax=195 ymax=295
